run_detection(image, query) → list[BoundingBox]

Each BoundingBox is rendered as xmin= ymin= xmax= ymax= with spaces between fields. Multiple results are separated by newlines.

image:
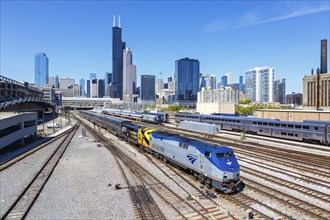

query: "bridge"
xmin=0 ymin=75 xmax=54 ymax=111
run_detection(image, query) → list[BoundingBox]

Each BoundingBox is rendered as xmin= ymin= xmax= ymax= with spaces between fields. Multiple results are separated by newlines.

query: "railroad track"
xmin=75 ymin=114 xmax=234 ymax=220
xmin=1 ymin=123 xmax=79 ymax=219
xmin=238 ymin=157 xmax=330 ymax=188
xmin=241 ymin=167 xmax=330 ymax=205
xmin=242 ymin=178 xmax=330 ymax=219
xmin=0 ymin=127 xmax=74 ymax=170
xmin=146 ymin=155 xmax=235 ymax=220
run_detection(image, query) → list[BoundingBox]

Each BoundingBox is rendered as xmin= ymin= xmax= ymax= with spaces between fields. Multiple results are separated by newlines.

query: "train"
xmin=102 ymin=109 xmax=164 ymax=124
xmin=79 ymin=110 xmax=242 ymax=193
xmin=175 ymin=113 xmax=330 ymax=145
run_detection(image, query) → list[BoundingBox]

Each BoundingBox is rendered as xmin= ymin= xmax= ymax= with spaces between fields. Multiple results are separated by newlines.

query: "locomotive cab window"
xmin=205 ymin=151 xmax=211 ymax=157
xmin=216 ymin=151 xmax=234 ymax=158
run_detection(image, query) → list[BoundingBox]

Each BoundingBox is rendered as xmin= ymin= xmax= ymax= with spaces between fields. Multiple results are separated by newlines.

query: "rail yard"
xmin=1 ymin=111 xmax=329 ymax=219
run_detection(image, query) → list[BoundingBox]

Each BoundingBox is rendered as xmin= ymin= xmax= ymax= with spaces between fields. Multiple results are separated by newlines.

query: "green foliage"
xmin=239 ymin=99 xmax=252 ymax=104
xmin=162 ymin=105 xmax=183 ymax=112
xmin=235 ymin=104 xmax=280 ymax=115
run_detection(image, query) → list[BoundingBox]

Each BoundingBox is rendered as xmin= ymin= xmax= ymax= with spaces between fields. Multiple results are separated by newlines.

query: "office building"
xmin=79 ymin=78 xmax=85 ymax=97
xmin=274 ymin=79 xmax=286 ymax=104
xmin=225 ymin=72 xmax=233 ymax=85
xmin=87 ymin=78 xmax=98 ymax=98
xmin=140 ymin=75 xmax=155 ymax=105
xmin=200 ymin=74 xmax=216 ymax=90
xmin=90 ymin=73 xmax=97 ymax=79
xmin=221 ymin=75 xmax=228 ymax=87
xmin=34 ymin=52 xmax=49 ymax=88
xmin=123 ymin=48 xmax=136 ymax=102
xmin=60 ymin=78 xmax=75 ymax=89
xmin=175 ymin=57 xmax=200 ymax=108
xmin=49 ymin=75 xmax=59 ymax=88
xmin=286 ymin=93 xmax=302 ymax=106
xmin=245 ymin=66 xmax=274 ymax=103
xmin=105 ymin=72 xmax=112 ymax=96
xmin=112 ymin=15 xmax=126 ymax=99
xmin=98 ymin=79 xmax=105 ymax=98
xmin=156 ymin=79 xmax=164 ymax=94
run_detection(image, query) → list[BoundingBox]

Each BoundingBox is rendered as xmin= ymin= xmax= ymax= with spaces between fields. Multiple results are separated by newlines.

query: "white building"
xmin=123 ymin=48 xmax=136 ymax=103
xmin=60 ymin=78 xmax=75 ymax=89
xmin=245 ymin=66 xmax=274 ymax=102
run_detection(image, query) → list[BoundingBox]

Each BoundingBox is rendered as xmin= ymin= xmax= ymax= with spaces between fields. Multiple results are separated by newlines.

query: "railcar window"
xmin=281 ymin=124 xmax=287 ymax=127
xmin=258 ymin=122 xmax=262 ymax=125
xmin=216 ymin=151 xmax=234 ymax=158
xmin=303 ymin=126 xmax=310 ymax=129
xmin=253 ymin=122 xmax=256 ymax=124
xmin=295 ymin=125 xmax=301 ymax=129
xmin=315 ymin=127 xmax=319 ymax=130
xmin=263 ymin=123 xmax=267 ymax=125
xmin=179 ymin=143 xmax=182 ymax=147
xmin=275 ymin=124 xmax=280 ymax=127
xmin=269 ymin=123 xmax=274 ymax=126
xmin=281 ymin=132 xmax=287 ymax=135
xmin=288 ymin=125 xmax=294 ymax=128
xmin=288 ymin=133 xmax=294 ymax=136
xmin=182 ymin=144 xmax=188 ymax=149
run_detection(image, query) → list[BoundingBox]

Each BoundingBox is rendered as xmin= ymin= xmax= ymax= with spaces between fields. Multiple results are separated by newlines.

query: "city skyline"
xmin=1 ymin=1 xmax=329 ymax=93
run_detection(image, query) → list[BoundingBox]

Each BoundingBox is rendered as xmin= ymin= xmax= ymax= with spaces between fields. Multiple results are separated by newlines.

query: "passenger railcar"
xmin=80 ymin=110 xmax=131 ymax=136
xmin=149 ymin=131 xmax=241 ymax=193
xmin=175 ymin=113 xmax=330 ymax=145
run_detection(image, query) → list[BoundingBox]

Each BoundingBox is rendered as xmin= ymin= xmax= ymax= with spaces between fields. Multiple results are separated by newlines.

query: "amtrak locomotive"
xmin=79 ymin=110 xmax=242 ymax=193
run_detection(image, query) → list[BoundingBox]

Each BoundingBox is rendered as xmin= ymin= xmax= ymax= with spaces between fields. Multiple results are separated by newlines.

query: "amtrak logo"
xmin=187 ymin=154 xmax=197 ymax=164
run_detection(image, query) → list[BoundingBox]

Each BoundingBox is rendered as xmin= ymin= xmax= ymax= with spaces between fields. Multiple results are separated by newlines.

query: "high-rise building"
xmin=175 ymin=57 xmax=200 ymax=107
xmin=112 ymin=15 xmax=126 ymax=99
xmin=60 ymin=78 xmax=75 ymax=89
xmin=79 ymin=78 xmax=85 ymax=97
xmin=34 ymin=52 xmax=49 ymax=88
xmin=90 ymin=73 xmax=97 ymax=79
xmin=221 ymin=75 xmax=228 ymax=87
xmin=105 ymin=72 xmax=112 ymax=96
xmin=140 ymin=75 xmax=155 ymax=105
xmin=123 ymin=48 xmax=136 ymax=102
xmin=225 ymin=72 xmax=233 ymax=85
xmin=245 ymin=66 xmax=274 ymax=102
xmin=156 ymin=79 xmax=164 ymax=94
xmin=274 ymin=79 xmax=286 ymax=104
xmin=98 ymin=79 xmax=105 ymax=98
xmin=49 ymin=75 xmax=59 ymax=88
xmin=87 ymin=78 xmax=98 ymax=98
xmin=320 ymin=39 xmax=327 ymax=74
xmin=199 ymin=74 xmax=216 ymax=90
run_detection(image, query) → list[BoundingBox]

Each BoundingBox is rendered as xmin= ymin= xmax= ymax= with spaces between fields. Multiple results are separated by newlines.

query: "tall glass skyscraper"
xmin=175 ymin=58 xmax=200 ymax=107
xmin=140 ymin=75 xmax=155 ymax=105
xmin=80 ymin=78 xmax=85 ymax=97
xmin=34 ymin=52 xmax=49 ymax=88
xmin=112 ymin=15 xmax=126 ymax=99
xmin=123 ymin=48 xmax=136 ymax=103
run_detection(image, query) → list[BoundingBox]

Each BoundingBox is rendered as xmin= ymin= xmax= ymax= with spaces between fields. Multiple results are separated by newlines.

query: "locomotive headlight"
xmin=223 ymin=172 xmax=227 ymax=179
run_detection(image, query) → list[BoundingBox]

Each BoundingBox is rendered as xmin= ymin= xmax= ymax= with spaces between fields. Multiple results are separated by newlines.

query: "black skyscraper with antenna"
xmin=111 ymin=15 xmax=126 ymax=99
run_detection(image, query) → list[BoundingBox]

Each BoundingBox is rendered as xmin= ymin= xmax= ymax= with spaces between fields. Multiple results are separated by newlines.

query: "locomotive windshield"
xmin=216 ymin=151 xmax=234 ymax=158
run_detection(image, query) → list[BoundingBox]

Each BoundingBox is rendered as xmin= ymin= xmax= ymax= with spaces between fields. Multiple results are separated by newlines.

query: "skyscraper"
xmin=225 ymin=72 xmax=233 ymax=85
xmin=175 ymin=57 xmax=200 ymax=107
xmin=123 ymin=48 xmax=136 ymax=103
xmin=274 ymin=79 xmax=286 ymax=104
xmin=245 ymin=66 xmax=274 ymax=102
xmin=34 ymin=52 xmax=49 ymax=88
xmin=140 ymin=75 xmax=156 ymax=105
xmin=112 ymin=15 xmax=126 ymax=99
xmin=49 ymin=75 xmax=59 ymax=88
xmin=98 ymin=79 xmax=105 ymax=98
xmin=80 ymin=78 xmax=85 ymax=97
xmin=90 ymin=73 xmax=97 ymax=79
xmin=104 ymin=72 xmax=112 ymax=96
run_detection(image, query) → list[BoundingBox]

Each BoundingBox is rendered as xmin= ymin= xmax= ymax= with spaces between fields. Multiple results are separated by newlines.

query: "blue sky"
xmin=1 ymin=1 xmax=329 ymax=93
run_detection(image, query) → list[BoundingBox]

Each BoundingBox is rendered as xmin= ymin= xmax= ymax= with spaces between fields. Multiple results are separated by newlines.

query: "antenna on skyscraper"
xmin=119 ymin=15 xmax=121 ymax=27
xmin=159 ymin=72 xmax=163 ymax=80
xmin=113 ymin=16 xmax=115 ymax=27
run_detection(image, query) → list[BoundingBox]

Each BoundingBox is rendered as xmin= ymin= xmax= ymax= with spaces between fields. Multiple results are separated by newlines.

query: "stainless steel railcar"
xmin=80 ymin=110 xmax=131 ymax=136
xmin=175 ymin=113 xmax=330 ymax=145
